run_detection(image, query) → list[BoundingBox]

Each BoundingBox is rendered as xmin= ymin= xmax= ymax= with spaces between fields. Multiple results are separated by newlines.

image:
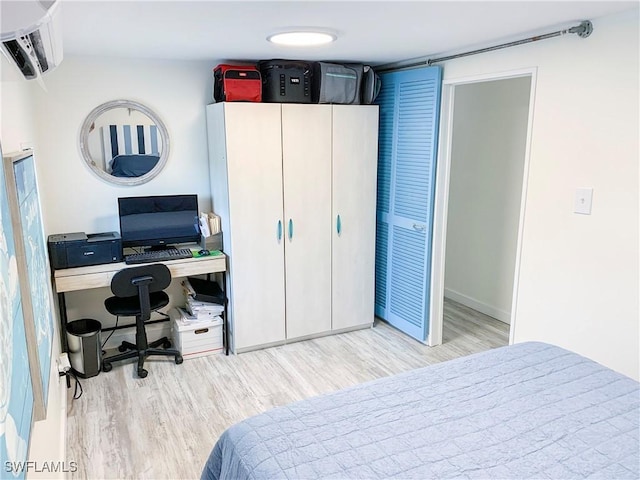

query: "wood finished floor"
xmin=66 ymin=299 xmax=508 ymax=479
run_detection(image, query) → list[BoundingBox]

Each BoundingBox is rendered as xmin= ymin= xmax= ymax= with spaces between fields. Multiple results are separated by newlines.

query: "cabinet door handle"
xmin=277 ymin=220 xmax=282 ymax=241
xmin=288 ymin=219 xmax=293 ymax=240
xmin=413 ymin=223 xmax=426 ymax=232
xmin=336 ymin=214 xmax=342 ymax=235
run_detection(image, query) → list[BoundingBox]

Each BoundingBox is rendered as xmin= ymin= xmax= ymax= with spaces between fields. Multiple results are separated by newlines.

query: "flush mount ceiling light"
xmin=267 ymin=31 xmax=337 ymax=47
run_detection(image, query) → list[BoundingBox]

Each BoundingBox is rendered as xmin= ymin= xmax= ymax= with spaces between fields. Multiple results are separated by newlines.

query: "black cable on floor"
xmin=101 ymin=315 xmax=119 ymax=349
xmin=66 ymin=370 xmax=83 ymax=400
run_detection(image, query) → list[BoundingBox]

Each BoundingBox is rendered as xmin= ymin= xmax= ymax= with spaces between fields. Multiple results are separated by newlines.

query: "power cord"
xmin=59 ymin=357 xmax=83 ymax=400
xmin=101 ymin=315 xmax=120 ymax=350
xmin=65 ymin=370 xmax=83 ymax=399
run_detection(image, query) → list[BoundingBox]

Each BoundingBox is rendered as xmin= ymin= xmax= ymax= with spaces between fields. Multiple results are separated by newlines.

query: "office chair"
xmin=102 ymin=263 xmax=183 ymax=378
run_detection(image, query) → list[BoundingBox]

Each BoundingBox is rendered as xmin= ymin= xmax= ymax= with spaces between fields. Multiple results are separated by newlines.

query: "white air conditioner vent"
xmin=1 ymin=0 xmax=63 ymax=80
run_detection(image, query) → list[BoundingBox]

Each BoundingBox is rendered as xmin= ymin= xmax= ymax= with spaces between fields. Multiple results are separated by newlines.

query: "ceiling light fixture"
xmin=267 ymin=31 xmax=336 ymax=47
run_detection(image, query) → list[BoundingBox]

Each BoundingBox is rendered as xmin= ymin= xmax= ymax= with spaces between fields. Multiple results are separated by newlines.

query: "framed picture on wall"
xmin=0 ymin=143 xmax=35 ymax=479
xmin=3 ymin=149 xmax=55 ymax=422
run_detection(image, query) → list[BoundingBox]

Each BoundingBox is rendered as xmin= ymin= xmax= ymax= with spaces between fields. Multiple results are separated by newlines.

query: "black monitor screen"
xmin=118 ymin=195 xmax=200 ymax=249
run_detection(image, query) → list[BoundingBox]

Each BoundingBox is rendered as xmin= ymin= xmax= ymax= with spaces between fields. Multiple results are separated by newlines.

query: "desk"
xmin=53 ymin=254 xmax=228 ymax=353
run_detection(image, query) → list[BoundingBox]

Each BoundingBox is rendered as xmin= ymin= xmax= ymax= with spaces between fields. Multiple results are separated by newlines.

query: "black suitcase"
xmin=258 ymin=60 xmax=312 ymax=103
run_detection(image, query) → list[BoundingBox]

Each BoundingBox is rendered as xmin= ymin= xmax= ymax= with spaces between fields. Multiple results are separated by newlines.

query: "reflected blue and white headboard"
xmin=101 ymin=124 xmax=160 ymax=171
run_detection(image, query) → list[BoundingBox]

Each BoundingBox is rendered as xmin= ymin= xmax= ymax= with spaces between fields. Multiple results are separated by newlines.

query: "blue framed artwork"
xmin=0 ymin=144 xmax=34 ymax=479
xmin=3 ymin=150 xmax=54 ymax=422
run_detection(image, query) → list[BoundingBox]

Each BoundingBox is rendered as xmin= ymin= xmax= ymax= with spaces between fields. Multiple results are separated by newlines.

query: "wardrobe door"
xmin=223 ymin=103 xmax=286 ymax=350
xmin=375 ymin=66 xmax=443 ymax=342
xmin=332 ymin=105 xmax=379 ymax=330
xmin=281 ymin=104 xmax=332 ymax=339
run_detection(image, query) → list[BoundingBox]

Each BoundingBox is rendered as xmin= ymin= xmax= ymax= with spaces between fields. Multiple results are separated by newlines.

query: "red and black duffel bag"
xmin=213 ymin=64 xmax=262 ymax=102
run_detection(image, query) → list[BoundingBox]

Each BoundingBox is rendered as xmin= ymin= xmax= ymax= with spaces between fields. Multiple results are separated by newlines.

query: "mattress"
xmin=201 ymin=342 xmax=639 ymax=479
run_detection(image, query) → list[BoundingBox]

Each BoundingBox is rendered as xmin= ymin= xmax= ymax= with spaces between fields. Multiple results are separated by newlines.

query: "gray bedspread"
xmin=202 ymin=342 xmax=639 ymax=479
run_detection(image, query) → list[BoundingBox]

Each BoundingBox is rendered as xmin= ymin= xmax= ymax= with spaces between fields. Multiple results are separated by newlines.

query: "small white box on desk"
xmin=170 ymin=308 xmax=223 ymax=359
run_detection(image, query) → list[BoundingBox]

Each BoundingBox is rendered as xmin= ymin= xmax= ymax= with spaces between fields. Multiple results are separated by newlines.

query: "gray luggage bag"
xmin=361 ymin=66 xmax=381 ymax=104
xmin=312 ymin=62 xmax=363 ymax=104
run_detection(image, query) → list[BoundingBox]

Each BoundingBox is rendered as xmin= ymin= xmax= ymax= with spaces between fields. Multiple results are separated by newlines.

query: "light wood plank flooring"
xmin=66 ymin=299 xmax=508 ymax=479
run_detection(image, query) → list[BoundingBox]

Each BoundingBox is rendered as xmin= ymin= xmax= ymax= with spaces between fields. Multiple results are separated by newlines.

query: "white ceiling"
xmin=19 ymin=1 xmax=640 ymax=65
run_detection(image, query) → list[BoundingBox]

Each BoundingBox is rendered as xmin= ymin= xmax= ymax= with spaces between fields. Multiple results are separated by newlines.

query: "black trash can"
xmin=66 ymin=319 xmax=102 ymax=378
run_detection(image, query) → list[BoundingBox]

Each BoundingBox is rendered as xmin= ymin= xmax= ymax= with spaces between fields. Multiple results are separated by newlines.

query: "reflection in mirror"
xmin=79 ymin=100 xmax=170 ymax=186
xmin=87 ymin=108 xmax=161 ymax=176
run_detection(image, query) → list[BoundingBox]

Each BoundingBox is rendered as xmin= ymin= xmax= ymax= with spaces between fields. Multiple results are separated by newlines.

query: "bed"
xmin=201 ymin=342 xmax=639 ymax=479
xmin=101 ymin=124 xmax=161 ymax=176
xmin=109 ymin=154 xmax=159 ymax=177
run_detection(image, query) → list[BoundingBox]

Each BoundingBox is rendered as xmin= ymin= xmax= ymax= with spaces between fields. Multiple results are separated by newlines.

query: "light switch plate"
xmin=574 ymin=188 xmax=593 ymax=215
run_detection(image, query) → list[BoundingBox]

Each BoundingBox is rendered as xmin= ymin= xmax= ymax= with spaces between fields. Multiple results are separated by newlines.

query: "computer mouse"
xmin=197 ymin=249 xmax=210 ymax=256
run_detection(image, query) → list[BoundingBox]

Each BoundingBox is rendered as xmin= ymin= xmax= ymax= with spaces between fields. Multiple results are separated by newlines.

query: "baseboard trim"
xmin=444 ymin=288 xmax=510 ymax=324
xmin=235 ymin=323 xmax=373 ymax=354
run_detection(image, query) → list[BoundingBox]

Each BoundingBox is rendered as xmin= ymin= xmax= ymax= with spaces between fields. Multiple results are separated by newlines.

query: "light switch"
xmin=574 ymin=188 xmax=593 ymax=215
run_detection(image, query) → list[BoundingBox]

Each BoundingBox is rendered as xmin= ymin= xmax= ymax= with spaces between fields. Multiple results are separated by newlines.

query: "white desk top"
xmin=53 ymin=253 xmax=227 ymax=293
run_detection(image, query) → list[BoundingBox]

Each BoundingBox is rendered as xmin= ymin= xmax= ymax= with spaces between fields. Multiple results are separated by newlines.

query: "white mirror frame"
xmin=79 ymin=99 xmax=170 ymax=186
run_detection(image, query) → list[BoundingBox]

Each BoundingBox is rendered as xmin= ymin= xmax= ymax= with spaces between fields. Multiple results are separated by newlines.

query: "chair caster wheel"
xmin=163 ymin=340 xmax=172 ymax=349
xmin=118 ymin=344 xmax=127 ymax=352
xmin=175 ymin=355 xmax=183 ymax=365
xmin=102 ymin=362 xmax=112 ymax=372
xmin=138 ymin=368 xmax=148 ymax=378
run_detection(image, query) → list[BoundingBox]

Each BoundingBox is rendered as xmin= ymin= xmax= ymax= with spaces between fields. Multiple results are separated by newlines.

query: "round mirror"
xmin=79 ymin=99 xmax=170 ymax=186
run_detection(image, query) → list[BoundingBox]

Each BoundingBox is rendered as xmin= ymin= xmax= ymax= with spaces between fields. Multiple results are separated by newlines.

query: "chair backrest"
xmin=110 ymin=263 xmax=171 ymax=298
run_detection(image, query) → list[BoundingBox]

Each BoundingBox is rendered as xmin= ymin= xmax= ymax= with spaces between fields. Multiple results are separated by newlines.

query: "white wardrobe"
xmin=206 ymin=102 xmax=378 ymax=352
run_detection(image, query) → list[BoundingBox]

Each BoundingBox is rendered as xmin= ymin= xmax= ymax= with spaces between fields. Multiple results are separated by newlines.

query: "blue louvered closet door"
xmin=375 ymin=66 xmax=442 ymax=342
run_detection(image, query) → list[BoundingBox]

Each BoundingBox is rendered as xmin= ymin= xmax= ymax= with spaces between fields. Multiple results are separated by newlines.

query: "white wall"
xmin=444 ymin=77 xmax=531 ymax=324
xmin=32 ymin=56 xmax=215 ymax=235
xmin=0 ymin=58 xmax=37 ymax=153
xmin=29 ymin=55 xmax=216 ymax=334
xmin=0 ymin=56 xmax=66 ymax=478
xmin=441 ymin=9 xmax=639 ymax=379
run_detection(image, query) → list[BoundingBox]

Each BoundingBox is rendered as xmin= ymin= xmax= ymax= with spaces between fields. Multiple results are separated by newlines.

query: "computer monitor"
xmin=118 ymin=194 xmax=200 ymax=250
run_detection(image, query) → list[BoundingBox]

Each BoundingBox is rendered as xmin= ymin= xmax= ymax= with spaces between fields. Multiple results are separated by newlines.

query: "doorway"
xmin=429 ymin=70 xmax=536 ymax=347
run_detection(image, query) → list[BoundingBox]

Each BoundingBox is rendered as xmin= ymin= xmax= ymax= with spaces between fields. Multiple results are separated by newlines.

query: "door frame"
xmin=428 ymin=67 xmax=538 ymax=346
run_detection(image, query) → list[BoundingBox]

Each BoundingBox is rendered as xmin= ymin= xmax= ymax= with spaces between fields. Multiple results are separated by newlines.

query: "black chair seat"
xmin=105 ymin=291 xmax=169 ymax=317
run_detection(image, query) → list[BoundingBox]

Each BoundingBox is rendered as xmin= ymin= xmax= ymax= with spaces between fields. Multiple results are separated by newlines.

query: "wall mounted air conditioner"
xmin=1 ymin=0 xmax=63 ymax=80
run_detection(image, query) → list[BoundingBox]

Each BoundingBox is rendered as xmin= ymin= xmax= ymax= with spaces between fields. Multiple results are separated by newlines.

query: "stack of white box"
xmin=170 ymin=307 xmax=223 ymax=359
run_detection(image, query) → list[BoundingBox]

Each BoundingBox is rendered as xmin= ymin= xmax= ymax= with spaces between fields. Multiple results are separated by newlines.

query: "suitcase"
xmin=361 ymin=66 xmax=381 ymax=104
xmin=258 ymin=60 xmax=312 ymax=103
xmin=213 ymin=64 xmax=262 ymax=103
xmin=312 ymin=62 xmax=363 ymax=104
